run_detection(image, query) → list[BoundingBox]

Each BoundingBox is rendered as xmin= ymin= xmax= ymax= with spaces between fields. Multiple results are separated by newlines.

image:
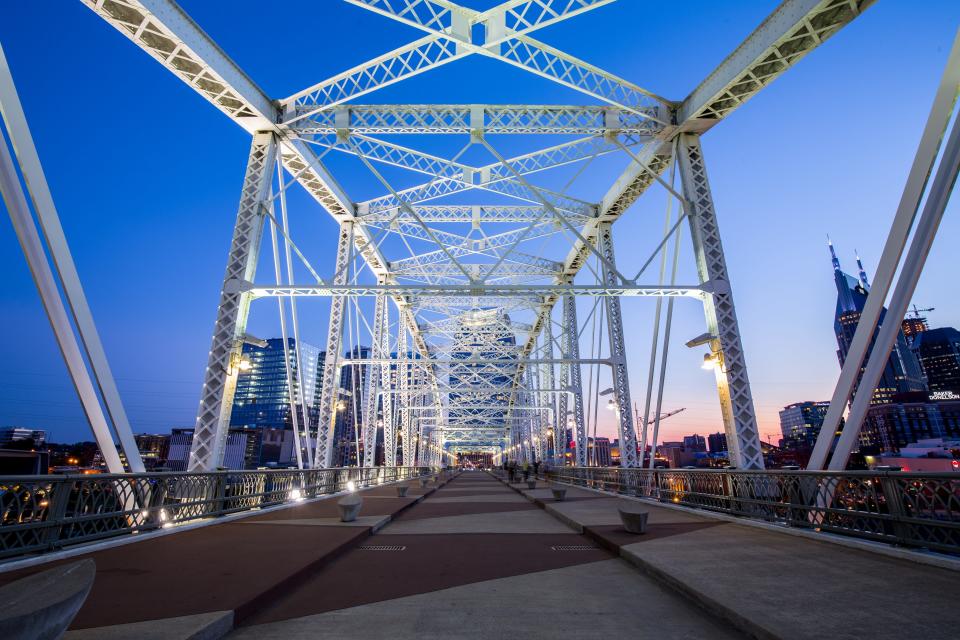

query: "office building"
xmin=683 ymin=434 xmax=706 ymax=452
xmin=778 ymin=401 xmax=831 ymax=446
xmin=829 ymin=241 xmax=925 ymax=404
xmin=167 ymin=427 xmax=264 ymax=470
xmin=912 ymin=327 xmax=960 ymax=394
xmin=657 ymin=441 xmax=696 ymax=468
xmin=707 ymin=432 xmax=728 ymax=454
xmin=862 ymin=391 xmax=960 ymax=453
xmin=588 ymin=436 xmax=612 ymax=466
xmin=231 ymin=337 xmax=323 ymax=434
xmin=134 ymin=433 xmax=171 ymax=470
xmin=0 ymin=427 xmax=46 ymax=447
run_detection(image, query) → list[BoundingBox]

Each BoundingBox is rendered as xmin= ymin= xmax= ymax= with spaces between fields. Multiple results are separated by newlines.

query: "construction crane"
xmin=636 ymin=407 xmax=686 ymax=429
xmin=908 ymin=305 xmax=935 ymax=318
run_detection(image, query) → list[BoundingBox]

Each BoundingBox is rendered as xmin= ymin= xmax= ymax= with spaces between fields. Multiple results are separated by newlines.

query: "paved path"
xmin=0 ymin=477 xmax=445 ymax=637
xmin=509 ymin=476 xmax=960 ymax=640
xmin=231 ymin=470 xmax=741 ymax=639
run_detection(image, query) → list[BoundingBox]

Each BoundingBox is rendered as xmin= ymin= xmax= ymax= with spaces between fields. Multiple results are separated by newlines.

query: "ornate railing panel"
xmin=0 ymin=466 xmax=432 ymax=560
xmin=546 ymin=467 xmax=960 ymax=555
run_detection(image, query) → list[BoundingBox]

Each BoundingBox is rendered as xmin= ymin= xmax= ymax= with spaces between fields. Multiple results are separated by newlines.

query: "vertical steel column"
xmin=315 ymin=221 xmax=354 ymax=468
xmin=415 ymin=391 xmax=425 ymax=466
xmin=563 ymin=295 xmax=588 ymax=466
xmin=677 ymin=133 xmax=764 ymax=470
xmin=0 ymin=46 xmax=144 ymax=473
xmin=535 ymin=349 xmax=550 ymax=464
xmin=528 ymin=363 xmax=543 ymax=463
xmin=597 ymin=223 xmax=639 ymax=468
xmin=361 ymin=290 xmax=385 ymax=467
xmin=191 ymin=133 xmax=276 ymax=471
xmin=541 ymin=313 xmax=558 ymax=463
xmin=381 ymin=302 xmax=396 ymax=466
xmin=399 ymin=329 xmax=413 ymax=466
xmin=556 ymin=319 xmax=569 ymax=464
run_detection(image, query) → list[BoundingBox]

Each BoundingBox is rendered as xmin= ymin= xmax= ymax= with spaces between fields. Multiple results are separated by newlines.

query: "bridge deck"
xmin=508 ymin=476 xmax=959 ymax=640
xmin=1 ymin=470 xmax=956 ymax=639
xmin=231 ymin=470 xmax=740 ymax=639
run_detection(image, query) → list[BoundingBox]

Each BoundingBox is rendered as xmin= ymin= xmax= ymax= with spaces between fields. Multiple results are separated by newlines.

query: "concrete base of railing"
xmin=0 ymin=558 xmax=95 ymax=639
xmin=337 ymin=494 xmax=363 ymax=523
xmin=618 ymin=500 xmax=649 ymax=534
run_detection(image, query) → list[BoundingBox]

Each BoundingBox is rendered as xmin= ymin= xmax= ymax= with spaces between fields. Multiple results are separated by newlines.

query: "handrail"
xmin=0 ymin=466 xmax=434 ymax=560
xmin=546 ymin=466 xmax=960 ymax=555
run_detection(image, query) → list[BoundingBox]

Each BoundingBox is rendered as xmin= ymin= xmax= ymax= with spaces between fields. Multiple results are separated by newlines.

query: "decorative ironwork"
xmin=547 ymin=467 xmax=960 ymax=555
xmin=0 ymin=467 xmax=431 ymax=560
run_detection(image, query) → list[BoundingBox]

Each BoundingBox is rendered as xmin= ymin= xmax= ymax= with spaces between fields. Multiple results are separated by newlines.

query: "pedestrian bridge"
xmin=0 ymin=466 xmax=957 ymax=639
xmin=2 ymin=1 xmax=960 ymax=637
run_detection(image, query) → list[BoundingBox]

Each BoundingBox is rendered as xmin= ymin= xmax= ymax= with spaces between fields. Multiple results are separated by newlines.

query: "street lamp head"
xmin=702 ymin=353 xmax=720 ymax=371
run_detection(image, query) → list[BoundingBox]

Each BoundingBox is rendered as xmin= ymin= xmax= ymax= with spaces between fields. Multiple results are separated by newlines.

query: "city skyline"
xmin=1 ymin=1 xmax=959 ymax=447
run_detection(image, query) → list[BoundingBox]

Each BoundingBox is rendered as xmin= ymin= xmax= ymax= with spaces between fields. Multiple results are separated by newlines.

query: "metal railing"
xmin=0 ymin=466 xmax=433 ymax=560
xmin=547 ymin=466 xmax=960 ymax=555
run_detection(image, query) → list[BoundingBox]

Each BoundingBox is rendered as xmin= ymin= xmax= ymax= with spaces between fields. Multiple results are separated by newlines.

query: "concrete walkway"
xmin=505 ymin=474 xmax=960 ymax=640
xmin=0 ymin=475 xmax=448 ymax=638
xmin=231 ymin=469 xmax=741 ymax=639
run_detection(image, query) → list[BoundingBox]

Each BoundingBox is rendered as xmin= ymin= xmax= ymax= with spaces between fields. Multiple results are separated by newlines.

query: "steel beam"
xmin=315 ymin=222 xmax=353 ymax=468
xmin=289 ymin=104 xmax=661 ymax=136
xmin=563 ymin=295 xmax=588 ymax=466
xmin=680 ymin=0 xmax=875 ymax=130
xmin=677 ymin=133 xmax=763 ymax=470
xmin=362 ymin=290 xmax=386 ymax=467
xmin=191 ymin=133 xmax=276 ymax=471
xmin=247 ymin=284 xmax=705 ymax=298
xmin=598 ymin=223 xmax=639 ymax=467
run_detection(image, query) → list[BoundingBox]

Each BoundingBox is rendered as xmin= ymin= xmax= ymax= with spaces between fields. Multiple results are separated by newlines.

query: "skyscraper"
xmin=829 ymin=240 xmax=925 ymax=404
xmin=912 ymin=327 xmax=960 ymax=394
xmin=231 ymin=338 xmax=323 ymax=433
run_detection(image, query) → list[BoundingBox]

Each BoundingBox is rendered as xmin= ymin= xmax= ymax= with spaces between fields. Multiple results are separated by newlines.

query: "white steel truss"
xmin=55 ymin=0 xmax=876 ymax=470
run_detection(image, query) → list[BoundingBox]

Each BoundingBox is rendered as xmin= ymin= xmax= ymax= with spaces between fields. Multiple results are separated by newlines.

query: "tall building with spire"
xmin=829 ymin=239 xmax=925 ymax=404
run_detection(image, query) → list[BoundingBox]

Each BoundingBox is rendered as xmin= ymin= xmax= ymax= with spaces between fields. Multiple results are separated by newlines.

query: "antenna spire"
xmin=827 ymin=235 xmax=841 ymax=271
xmin=855 ymin=250 xmax=870 ymax=288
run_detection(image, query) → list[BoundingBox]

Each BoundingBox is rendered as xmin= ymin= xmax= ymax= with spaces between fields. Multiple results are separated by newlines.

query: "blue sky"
xmin=1 ymin=1 xmax=958 ymax=446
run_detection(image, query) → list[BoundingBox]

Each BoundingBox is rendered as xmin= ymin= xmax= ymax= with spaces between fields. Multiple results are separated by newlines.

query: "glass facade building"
xmin=231 ymin=338 xmax=323 ymax=434
xmin=778 ymin=401 xmax=831 ymax=445
xmin=912 ymin=327 xmax=960 ymax=393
